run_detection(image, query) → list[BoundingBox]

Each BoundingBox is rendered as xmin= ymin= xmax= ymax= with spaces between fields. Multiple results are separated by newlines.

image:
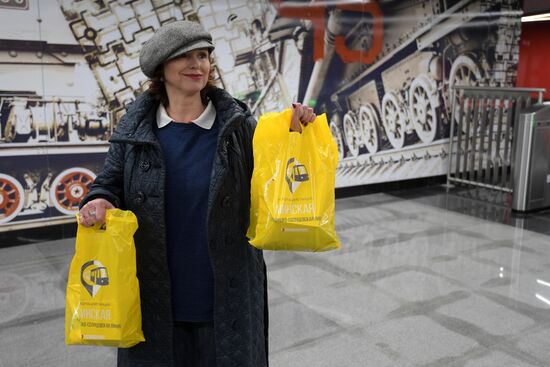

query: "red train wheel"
xmin=50 ymin=168 xmax=96 ymax=215
xmin=0 ymin=174 xmax=24 ymax=224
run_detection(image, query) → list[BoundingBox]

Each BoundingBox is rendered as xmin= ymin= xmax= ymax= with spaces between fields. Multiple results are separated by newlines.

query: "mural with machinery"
xmin=0 ymin=0 xmax=521 ymax=230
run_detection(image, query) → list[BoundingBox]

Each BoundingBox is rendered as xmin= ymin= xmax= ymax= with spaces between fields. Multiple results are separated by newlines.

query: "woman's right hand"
xmin=79 ymin=198 xmax=115 ymax=227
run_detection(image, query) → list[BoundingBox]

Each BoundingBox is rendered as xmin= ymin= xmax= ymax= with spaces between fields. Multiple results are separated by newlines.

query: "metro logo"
xmin=273 ymin=1 xmax=383 ymax=64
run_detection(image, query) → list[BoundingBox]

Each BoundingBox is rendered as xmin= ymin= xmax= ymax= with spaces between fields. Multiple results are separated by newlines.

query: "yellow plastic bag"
xmin=247 ymin=109 xmax=340 ymax=251
xmin=65 ymin=209 xmax=145 ymax=347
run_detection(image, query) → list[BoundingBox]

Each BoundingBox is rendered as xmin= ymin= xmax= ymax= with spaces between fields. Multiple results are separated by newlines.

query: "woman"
xmin=78 ymin=20 xmax=315 ymax=367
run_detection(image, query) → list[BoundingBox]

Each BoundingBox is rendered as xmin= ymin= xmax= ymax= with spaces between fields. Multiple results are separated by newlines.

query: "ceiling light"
xmin=521 ymin=13 xmax=550 ymax=22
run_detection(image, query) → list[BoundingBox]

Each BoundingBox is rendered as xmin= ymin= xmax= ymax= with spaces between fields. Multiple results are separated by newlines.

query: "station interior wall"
xmin=516 ymin=21 xmax=550 ymax=100
xmin=1 ymin=1 xmax=549 ymax=246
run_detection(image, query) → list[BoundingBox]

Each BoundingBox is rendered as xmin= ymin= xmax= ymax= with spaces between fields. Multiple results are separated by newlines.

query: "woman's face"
xmin=162 ymin=48 xmax=211 ymax=98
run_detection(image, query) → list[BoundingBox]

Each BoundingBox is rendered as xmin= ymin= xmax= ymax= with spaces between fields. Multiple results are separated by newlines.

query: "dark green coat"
xmin=81 ymin=88 xmax=268 ymax=367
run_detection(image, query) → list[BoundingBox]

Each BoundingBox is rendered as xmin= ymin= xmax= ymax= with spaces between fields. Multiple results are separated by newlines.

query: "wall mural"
xmin=0 ymin=0 xmax=521 ymax=229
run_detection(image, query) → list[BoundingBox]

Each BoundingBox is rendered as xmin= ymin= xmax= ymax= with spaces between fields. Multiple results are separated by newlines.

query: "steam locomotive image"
xmin=315 ymin=0 xmax=519 ymax=161
xmin=0 ymin=0 xmax=520 ymax=228
xmin=0 ymin=1 xmax=113 ymax=227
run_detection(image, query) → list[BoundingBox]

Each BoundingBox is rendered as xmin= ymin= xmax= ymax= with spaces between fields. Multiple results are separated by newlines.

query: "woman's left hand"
xmin=290 ymin=103 xmax=316 ymax=133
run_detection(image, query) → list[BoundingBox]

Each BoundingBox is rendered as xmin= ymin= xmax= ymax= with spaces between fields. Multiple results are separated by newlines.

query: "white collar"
xmin=156 ymin=100 xmax=216 ymax=129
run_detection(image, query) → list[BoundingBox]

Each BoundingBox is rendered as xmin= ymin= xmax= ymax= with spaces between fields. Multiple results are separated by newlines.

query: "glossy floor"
xmin=1 ymin=189 xmax=549 ymax=366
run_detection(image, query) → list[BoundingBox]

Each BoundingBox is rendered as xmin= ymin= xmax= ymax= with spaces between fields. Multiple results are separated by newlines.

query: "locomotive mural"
xmin=314 ymin=0 xmax=521 ymax=188
xmin=0 ymin=0 xmax=521 ymax=230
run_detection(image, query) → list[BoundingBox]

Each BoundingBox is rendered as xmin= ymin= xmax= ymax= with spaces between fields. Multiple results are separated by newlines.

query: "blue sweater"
xmin=155 ymin=118 xmax=219 ymax=321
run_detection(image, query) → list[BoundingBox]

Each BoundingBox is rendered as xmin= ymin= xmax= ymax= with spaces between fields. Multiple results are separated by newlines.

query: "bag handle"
xmin=76 ymin=209 xmax=137 ymax=232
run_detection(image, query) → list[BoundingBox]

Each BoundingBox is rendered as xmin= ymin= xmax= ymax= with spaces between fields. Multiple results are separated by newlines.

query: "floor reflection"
xmin=1 ymin=189 xmax=549 ymax=366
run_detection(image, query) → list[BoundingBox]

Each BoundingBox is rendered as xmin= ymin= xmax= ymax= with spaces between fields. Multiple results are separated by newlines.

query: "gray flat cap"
xmin=139 ymin=20 xmax=215 ymax=78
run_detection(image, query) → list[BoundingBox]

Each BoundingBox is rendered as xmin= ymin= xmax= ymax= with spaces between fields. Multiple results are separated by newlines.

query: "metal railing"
xmin=447 ymin=86 xmax=545 ymax=193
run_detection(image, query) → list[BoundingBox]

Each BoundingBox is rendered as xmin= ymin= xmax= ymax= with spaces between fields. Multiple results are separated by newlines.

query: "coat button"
xmin=231 ymin=319 xmax=238 ymax=331
xmin=229 ymin=277 xmax=237 ymax=288
xmin=134 ymin=191 xmax=146 ymax=204
xmin=139 ymin=160 xmax=151 ymax=171
xmin=222 ymin=196 xmax=231 ymax=208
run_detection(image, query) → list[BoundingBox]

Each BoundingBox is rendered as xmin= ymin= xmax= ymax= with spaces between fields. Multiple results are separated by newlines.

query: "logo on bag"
xmin=285 ymin=158 xmax=309 ymax=193
xmin=81 ymin=260 xmax=109 ymax=298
